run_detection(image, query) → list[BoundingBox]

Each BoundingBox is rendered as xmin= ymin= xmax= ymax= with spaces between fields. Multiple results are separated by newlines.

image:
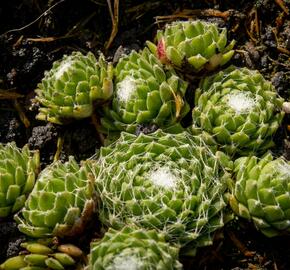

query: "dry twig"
xmin=127 ymin=1 xmax=161 ymax=20
xmin=105 ymin=0 xmax=119 ymax=51
xmin=274 ymin=0 xmax=289 ymax=15
xmin=155 ymin=8 xmax=232 ymax=25
xmin=227 ymin=230 xmax=256 ymax=257
xmin=245 ymin=7 xmax=260 ymax=43
xmin=54 ymin=136 xmax=64 ymax=162
xmin=0 ymin=89 xmax=23 ymax=100
xmin=91 ymin=114 xmax=105 ymax=146
xmin=13 ymin=100 xmax=30 ymax=128
xmin=26 ymin=37 xmax=57 ymax=42
xmin=1 ymin=0 xmax=66 ymax=36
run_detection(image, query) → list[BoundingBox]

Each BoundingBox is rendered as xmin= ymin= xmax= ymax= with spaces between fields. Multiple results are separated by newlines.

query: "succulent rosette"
xmin=34 ymin=51 xmax=113 ymax=124
xmin=192 ymin=66 xmax=284 ymax=155
xmin=147 ymin=20 xmax=235 ymax=72
xmin=0 ymin=143 xmax=39 ymax=218
xmin=15 ymin=157 xmax=96 ymax=238
xmin=230 ymin=153 xmax=290 ymax=237
xmin=89 ymin=226 xmax=182 ymax=270
xmin=101 ymin=48 xmax=190 ymax=134
xmin=90 ymin=130 xmax=232 ymax=252
xmin=0 ymin=239 xmax=84 ymax=270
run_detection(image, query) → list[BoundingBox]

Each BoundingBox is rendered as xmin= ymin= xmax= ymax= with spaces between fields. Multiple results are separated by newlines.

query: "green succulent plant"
xmin=89 ymin=226 xmax=182 ymax=270
xmin=101 ymin=48 xmax=190 ymax=134
xmin=0 ymin=238 xmax=84 ymax=270
xmin=192 ymin=66 xmax=284 ymax=155
xmin=14 ymin=157 xmax=96 ymax=238
xmin=230 ymin=153 xmax=290 ymax=237
xmin=0 ymin=143 xmax=39 ymax=218
xmin=90 ymin=130 xmax=232 ymax=253
xmin=147 ymin=20 xmax=235 ymax=72
xmin=34 ymin=51 xmax=113 ymax=124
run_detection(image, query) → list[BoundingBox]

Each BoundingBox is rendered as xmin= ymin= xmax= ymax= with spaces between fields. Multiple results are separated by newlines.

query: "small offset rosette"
xmin=0 ymin=142 xmax=39 ymax=218
xmin=15 ymin=157 xmax=96 ymax=239
xmin=230 ymin=153 xmax=290 ymax=237
xmin=192 ymin=66 xmax=284 ymax=155
xmin=90 ymin=130 xmax=232 ymax=254
xmin=101 ymin=48 xmax=190 ymax=134
xmin=34 ymin=51 xmax=113 ymax=124
xmin=89 ymin=226 xmax=182 ymax=270
xmin=147 ymin=20 xmax=235 ymax=72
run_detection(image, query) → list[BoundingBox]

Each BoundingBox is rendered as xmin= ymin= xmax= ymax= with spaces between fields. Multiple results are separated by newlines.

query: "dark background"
xmin=0 ymin=1 xmax=289 ymax=269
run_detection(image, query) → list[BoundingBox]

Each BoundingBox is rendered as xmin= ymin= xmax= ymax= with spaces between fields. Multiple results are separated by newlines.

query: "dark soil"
xmin=0 ymin=0 xmax=290 ymax=269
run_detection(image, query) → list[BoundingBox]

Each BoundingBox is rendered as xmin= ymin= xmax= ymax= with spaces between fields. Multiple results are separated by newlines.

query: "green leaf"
xmin=263 ymin=205 xmax=285 ymax=222
xmin=146 ymin=40 xmax=157 ymax=56
xmin=159 ymin=82 xmax=173 ymax=102
xmin=146 ymin=91 xmax=162 ymax=113
xmin=6 ymin=185 xmax=20 ymax=204
xmin=166 ymin=46 xmax=183 ymax=67
xmin=212 ymin=126 xmax=231 ymax=144
xmin=247 ymin=199 xmax=264 ymax=217
xmin=216 ymin=29 xmax=227 ymax=50
xmin=153 ymin=65 xmax=166 ymax=83
xmin=231 ymin=131 xmax=250 ymax=146
xmin=258 ymin=188 xmax=276 ymax=205
xmin=136 ymin=111 xmax=153 ymax=123
xmin=188 ymin=54 xmax=208 ymax=70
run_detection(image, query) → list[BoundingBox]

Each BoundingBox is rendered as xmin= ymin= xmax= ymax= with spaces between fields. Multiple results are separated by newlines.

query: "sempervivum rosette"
xmin=101 ymin=48 xmax=190 ymax=134
xmin=147 ymin=20 xmax=235 ymax=72
xmin=34 ymin=51 xmax=113 ymax=124
xmin=0 ymin=143 xmax=39 ymax=218
xmin=89 ymin=227 xmax=182 ymax=270
xmin=192 ymin=66 xmax=284 ymax=155
xmin=15 ymin=157 xmax=96 ymax=238
xmin=230 ymin=153 xmax=290 ymax=237
xmin=90 ymin=130 xmax=232 ymax=252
